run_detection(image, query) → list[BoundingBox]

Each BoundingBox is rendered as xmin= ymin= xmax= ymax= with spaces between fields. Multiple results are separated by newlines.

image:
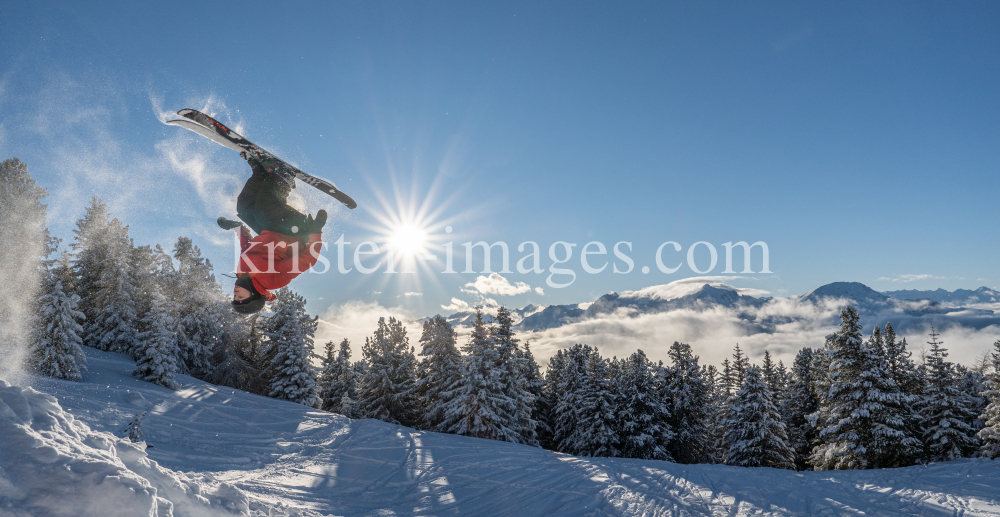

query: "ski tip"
xmin=334 ymin=191 xmax=358 ymax=210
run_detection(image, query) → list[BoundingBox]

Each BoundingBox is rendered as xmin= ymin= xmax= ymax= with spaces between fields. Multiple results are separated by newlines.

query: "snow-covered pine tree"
xmin=956 ymin=364 xmax=987 ymax=435
xmin=575 ymin=350 xmax=619 ymax=457
xmin=883 ymin=323 xmax=922 ymax=396
xmin=762 ymin=350 xmax=779 ymax=394
xmin=521 ymin=341 xmax=547 ymax=438
xmin=319 ymin=343 xmax=342 ymax=399
xmin=85 ymin=218 xmax=141 ymax=355
xmin=70 ymin=197 xmax=112 ymax=322
xmin=318 ymin=339 xmax=355 ymax=413
xmin=810 ymin=308 xmax=921 ymax=470
xmin=810 ymin=333 xmax=834 ymax=405
xmin=444 ymin=311 xmax=520 ymax=442
xmin=662 ymin=341 xmax=712 ymax=464
xmin=0 ymin=158 xmax=52 ymax=361
xmin=132 ymin=288 xmax=181 ymax=390
xmin=537 ymin=349 xmax=566 ymax=449
xmin=919 ymin=328 xmax=978 ymax=461
xmin=784 ymin=347 xmax=819 ymax=470
xmin=700 ymin=364 xmax=728 ymax=464
xmin=720 ymin=358 xmax=735 ymax=397
xmin=616 ymin=350 xmax=673 ymax=461
xmin=265 ymin=288 xmax=320 ymax=407
xmin=170 ymin=237 xmax=226 ymax=374
xmin=491 ymin=307 xmax=538 ymax=446
xmin=130 ymin=244 xmax=174 ymax=321
xmin=341 ymin=358 xmax=367 ymax=417
xmin=356 ymin=316 xmax=418 ymax=425
xmin=334 ymin=342 xmax=360 ymax=418
xmin=125 ymin=412 xmax=146 ymax=443
xmin=725 ymin=365 xmax=794 ymax=469
xmin=978 ymin=340 xmax=1000 ymax=459
xmin=553 ymin=344 xmax=591 ymax=453
xmin=207 ymin=311 xmax=270 ymax=395
xmin=50 ymin=250 xmax=77 ymax=296
xmin=859 ymin=325 xmax=922 ymax=468
xmin=416 ymin=316 xmax=464 ymax=431
xmin=29 ymin=281 xmax=87 ymax=380
xmin=776 ymin=360 xmax=790 ymax=398
xmin=731 ymin=344 xmax=749 ymax=391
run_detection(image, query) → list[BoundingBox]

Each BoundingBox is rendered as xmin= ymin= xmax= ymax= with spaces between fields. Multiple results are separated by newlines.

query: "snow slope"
xmin=11 ymin=347 xmax=1000 ymax=516
xmin=0 ymin=380 xmax=252 ymax=517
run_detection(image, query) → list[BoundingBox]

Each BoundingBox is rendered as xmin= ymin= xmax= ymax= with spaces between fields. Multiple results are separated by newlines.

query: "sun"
xmin=389 ymin=223 xmax=427 ymax=257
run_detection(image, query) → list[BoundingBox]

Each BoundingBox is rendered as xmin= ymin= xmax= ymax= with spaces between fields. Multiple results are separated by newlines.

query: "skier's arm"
xmin=238 ymin=225 xmax=253 ymax=252
xmin=303 ymin=234 xmax=324 ymax=272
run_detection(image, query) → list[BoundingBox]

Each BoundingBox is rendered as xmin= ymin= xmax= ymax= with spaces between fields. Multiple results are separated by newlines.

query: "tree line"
xmin=315 ymin=305 xmax=1000 ymax=470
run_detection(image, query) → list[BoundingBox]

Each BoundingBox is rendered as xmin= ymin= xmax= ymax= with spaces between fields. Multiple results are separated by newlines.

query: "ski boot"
xmin=217 ymin=216 xmax=244 ymax=231
xmin=241 ymin=151 xmax=296 ymax=189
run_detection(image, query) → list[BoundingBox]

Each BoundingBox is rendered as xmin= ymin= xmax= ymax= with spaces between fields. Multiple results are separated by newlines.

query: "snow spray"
xmin=0 ymin=158 xmax=48 ymax=384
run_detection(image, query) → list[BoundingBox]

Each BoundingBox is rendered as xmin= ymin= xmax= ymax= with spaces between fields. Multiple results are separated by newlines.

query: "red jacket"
xmin=236 ymin=228 xmax=322 ymax=301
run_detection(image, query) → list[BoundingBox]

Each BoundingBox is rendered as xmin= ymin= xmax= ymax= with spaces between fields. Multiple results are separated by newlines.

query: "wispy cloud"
xmin=623 ymin=276 xmax=770 ymax=300
xmin=4 ymin=73 xmax=354 ymax=256
xmin=316 ymin=300 xmax=421 ymax=352
xmin=441 ymin=297 xmax=473 ymax=313
xmin=876 ymin=274 xmax=945 ymax=283
xmin=440 ymin=295 xmax=500 ymax=314
xmin=462 ymin=273 xmax=534 ymax=296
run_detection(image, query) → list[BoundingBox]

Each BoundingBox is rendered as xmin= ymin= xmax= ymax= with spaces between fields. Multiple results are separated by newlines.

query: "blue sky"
xmin=2 ymin=1 xmax=998 ymax=321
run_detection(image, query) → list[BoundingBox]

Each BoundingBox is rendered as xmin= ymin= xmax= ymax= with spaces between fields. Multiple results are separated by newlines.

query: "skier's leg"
xmin=236 ymin=160 xmax=308 ymax=235
xmin=235 ymin=170 xmax=268 ymax=235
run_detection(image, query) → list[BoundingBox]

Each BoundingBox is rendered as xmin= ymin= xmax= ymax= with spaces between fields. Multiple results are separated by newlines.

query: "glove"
xmin=302 ymin=209 xmax=327 ymax=234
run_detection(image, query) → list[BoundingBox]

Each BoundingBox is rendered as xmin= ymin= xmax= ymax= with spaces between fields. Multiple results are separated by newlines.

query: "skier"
xmin=219 ymin=153 xmax=327 ymax=314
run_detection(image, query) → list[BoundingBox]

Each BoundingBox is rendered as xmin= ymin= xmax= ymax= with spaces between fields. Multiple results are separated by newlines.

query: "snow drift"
xmin=0 ymin=379 xmax=251 ymax=517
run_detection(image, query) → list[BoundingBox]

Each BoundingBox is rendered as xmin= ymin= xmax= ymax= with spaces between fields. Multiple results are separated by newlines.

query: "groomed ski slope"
xmin=7 ymin=347 xmax=1000 ymax=517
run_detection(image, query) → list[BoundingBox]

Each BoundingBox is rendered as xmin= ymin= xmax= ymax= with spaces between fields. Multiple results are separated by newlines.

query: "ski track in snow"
xmin=14 ymin=347 xmax=1000 ymax=517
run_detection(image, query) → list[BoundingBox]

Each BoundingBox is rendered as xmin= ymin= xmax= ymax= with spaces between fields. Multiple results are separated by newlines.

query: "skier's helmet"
xmin=232 ymin=275 xmax=266 ymax=315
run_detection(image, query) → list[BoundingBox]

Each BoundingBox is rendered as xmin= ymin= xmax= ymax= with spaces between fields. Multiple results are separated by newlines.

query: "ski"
xmin=165 ymin=109 xmax=358 ymax=209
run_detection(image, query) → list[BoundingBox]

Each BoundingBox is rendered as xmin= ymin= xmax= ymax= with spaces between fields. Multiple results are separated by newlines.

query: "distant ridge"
xmin=429 ymin=280 xmax=1000 ymax=334
xmin=882 ymin=286 xmax=1000 ymax=305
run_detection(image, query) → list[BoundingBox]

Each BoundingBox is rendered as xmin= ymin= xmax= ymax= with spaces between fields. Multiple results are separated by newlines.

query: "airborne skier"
xmin=219 ymin=153 xmax=327 ymax=315
xmin=166 ymin=108 xmax=357 ymax=315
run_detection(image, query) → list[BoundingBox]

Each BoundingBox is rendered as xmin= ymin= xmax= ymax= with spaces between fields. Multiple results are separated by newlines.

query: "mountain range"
xmin=436 ymin=281 xmax=1000 ymax=334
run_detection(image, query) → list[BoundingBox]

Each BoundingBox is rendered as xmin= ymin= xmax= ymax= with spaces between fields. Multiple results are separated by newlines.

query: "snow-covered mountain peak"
xmin=801 ymin=281 xmax=889 ymax=304
xmin=622 ymin=280 xmax=739 ymax=302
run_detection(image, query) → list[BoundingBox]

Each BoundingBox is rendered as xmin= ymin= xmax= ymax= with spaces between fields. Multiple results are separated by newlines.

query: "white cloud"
xmin=534 ymin=287 xmax=545 ymax=295
xmin=520 ymin=293 xmax=1000 ymax=374
xmin=441 ymin=294 xmax=500 ymax=313
xmin=441 ymin=298 xmax=472 ymax=313
xmin=402 ymin=292 xmax=422 ymax=297
xmin=462 ymin=273 xmax=533 ymax=296
xmin=316 ymin=300 xmax=421 ymax=355
xmin=877 ymin=274 xmax=945 ymax=283
xmin=622 ymin=276 xmax=769 ymax=300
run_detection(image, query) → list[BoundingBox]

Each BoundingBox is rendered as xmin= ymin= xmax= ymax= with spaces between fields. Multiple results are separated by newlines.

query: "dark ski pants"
xmin=236 ymin=163 xmax=307 ymax=236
